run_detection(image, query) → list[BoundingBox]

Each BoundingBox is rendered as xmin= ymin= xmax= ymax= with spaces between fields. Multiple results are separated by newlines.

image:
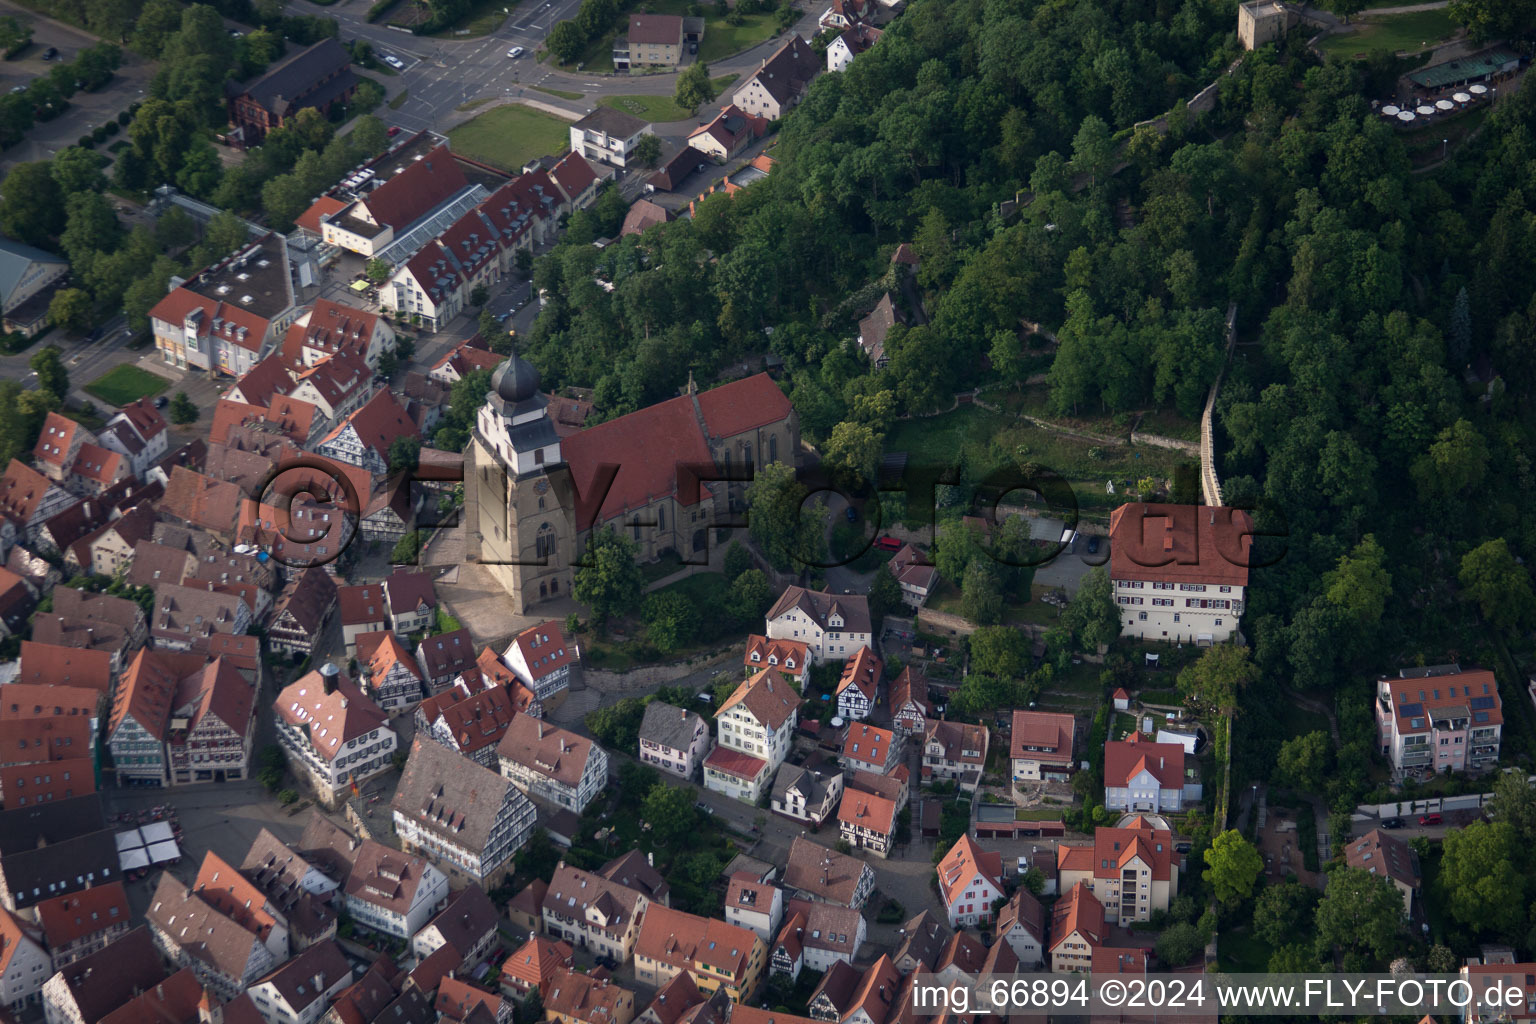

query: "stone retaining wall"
xmin=1128 ymin=431 xmax=1200 ymax=455
xmin=584 ymin=645 xmax=737 ymax=691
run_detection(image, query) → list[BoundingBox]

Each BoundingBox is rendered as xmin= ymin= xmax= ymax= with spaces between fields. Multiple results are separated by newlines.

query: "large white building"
xmin=1056 ymin=817 xmax=1180 ymax=925
xmin=391 ymin=737 xmax=536 ymax=888
xmin=764 ymin=587 xmax=872 ymax=664
xmin=247 ymin=940 xmax=351 ymax=1024
xmin=935 ymin=835 xmax=1003 ymax=929
xmin=0 ymin=905 xmax=51 ymax=1013
xmin=148 ymin=234 xmax=300 ymax=376
xmin=503 ymin=620 xmax=577 ymax=707
xmin=568 ymin=107 xmax=653 ymax=169
xmin=1107 ymin=503 xmax=1252 ymax=645
xmin=704 ymin=667 xmax=802 ymax=804
xmin=1102 ymin=733 xmax=1200 ymax=813
xmin=273 ymin=664 xmax=398 ymax=807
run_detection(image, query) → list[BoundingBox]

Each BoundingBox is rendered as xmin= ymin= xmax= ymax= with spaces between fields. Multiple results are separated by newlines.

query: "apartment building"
xmin=273 ymin=663 xmax=397 ymax=807
xmin=1375 ymin=664 xmax=1503 ymax=776
xmin=392 ymin=738 xmax=536 ymax=888
xmin=1010 ymin=710 xmax=1076 ymax=784
xmin=633 ymin=905 xmax=767 ymax=1002
xmin=1107 ymin=502 xmax=1252 ymax=645
xmin=638 ymin=701 xmax=711 ymax=780
xmin=540 ymin=863 xmax=650 ymax=964
xmin=1055 ymin=817 xmax=1180 ymax=925
xmin=342 ymin=840 xmax=449 ymax=940
xmin=765 ymin=587 xmax=871 ymax=663
xmin=497 ymin=718 xmax=607 ymax=814
xmin=705 ymin=668 xmax=802 ymax=804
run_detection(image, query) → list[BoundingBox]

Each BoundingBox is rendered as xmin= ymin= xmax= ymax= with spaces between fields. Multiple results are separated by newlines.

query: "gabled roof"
xmin=193 ymin=849 xmax=282 ymax=943
xmin=496 ymin=716 xmax=598 ymax=788
xmin=251 ymin=939 xmax=350 ymax=1014
xmin=634 ymin=904 xmax=761 ymax=984
xmin=420 ymin=883 xmax=499 ymax=958
xmin=50 ymin=928 xmax=169 ymax=1024
xmin=543 ymin=863 xmax=645 ymax=942
xmin=419 ymin=627 xmax=475 ymax=679
xmin=34 ymin=880 xmax=131 ymax=951
xmin=0 ymin=458 xmax=62 ymax=525
xmin=1010 ymin=710 xmax=1075 ymax=764
xmin=744 ymin=634 xmax=809 ymax=672
xmin=236 ymin=37 xmax=353 ymax=115
xmin=837 ymin=647 xmax=883 ymax=702
xmin=719 ymin=667 xmax=803 ymax=731
xmin=33 ymin=411 xmax=88 ymax=472
xmin=842 ymin=722 xmax=895 ymax=768
xmin=838 ymin=785 xmax=895 ymax=835
xmin=1103 ymin=732 xmax=1185 ymax=789
xmin=1050 ymin=882 xmax=1104 ymax=951
xmin=924 ymin=718 xmax=988 ymax=766
xmin=996 ymin=889 xmax=1045 ymax=942
xmin=275 ymin=667 xmax=390 ymax=763
xmin=319 ymin=389 xmax=417 ymax=461
xmin=783 ymin=836 xmax=871 ymax=907
xmin=146 ymin=872 xmax=270 ymax=982
xmin=621 ymin=198 xmax=671 ymax=237
xmin=438 ymin=978 xmax=510 ymax=1022
xmin=739 ymin=34 xmax=818 ymax=105
xmin=359 ymin=144 xmax=470 ymax=231
xmin=161 ymin=466 xmax=245 ymax=534
xmin=433 ymin=685 xmax=516 ymax=757
xmin=628 ymin=12 xmax=683 ymax=43
xmin=337 ymin=582 xmax=389 ymax=627
xmin=344 ymin=839 xmax=439 ymax=916
xmin=273 ymin=566 xmax=339 ymax=633
xmin=18 ymin=640 xmax=112 ymax=692
xmin=1381 ymin=665 xmax=1503 ymax=733
xmin=936 ymin=835 xmax=1003 ymax=907
xmin=506 ymin=620 xmax=575 ymax=680
xmin=889 ymin=666 xmax=929 ymax=716
xmin=1346 ymin=828 xmax=1420 ymax=890
xmin=501 ymin=936 xmax=572 ymax=992
xmin=549 ymin=152 xmax=600 ymax=204
xmin=572 ymin=105 xmax=649 ymax=139
xmin=365 ymin=631 xmax=423 ymax=684
xmin=111 ymin=647 xmax=207 ymax=741
xmin=935 ymin=930 xmax=986 ymax=975
xmin=766 ymin=585 xmax=872 ymax=636
xmin=639 ymin=701 xmax=706 ymax=752
xmin=893 ymin=910 xmax=949 ymax=972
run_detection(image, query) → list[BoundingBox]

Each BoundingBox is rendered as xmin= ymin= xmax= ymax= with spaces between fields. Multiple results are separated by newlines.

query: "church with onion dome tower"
xmin=465 ymin=350 xmax=800 ymax=614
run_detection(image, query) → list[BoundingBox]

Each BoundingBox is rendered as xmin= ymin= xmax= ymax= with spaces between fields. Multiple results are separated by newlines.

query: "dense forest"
xmin=527 ymin=0 xmax=1536 ymax=825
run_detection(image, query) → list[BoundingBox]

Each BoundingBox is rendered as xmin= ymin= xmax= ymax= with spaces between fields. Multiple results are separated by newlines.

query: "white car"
xmin=384 ymin=54 xmax=405 ymax=69
xmin=507 ymin=45 xmax=524 ymax=58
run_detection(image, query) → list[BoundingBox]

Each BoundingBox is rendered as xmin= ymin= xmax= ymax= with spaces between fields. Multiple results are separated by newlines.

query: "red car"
xmin=873 ymin=536 xmax=902 ymax=552
xmin=1419 ymin=813 xmax=1443 ymax=826
xmin=387 ymin=126 xmax=402 ymax=137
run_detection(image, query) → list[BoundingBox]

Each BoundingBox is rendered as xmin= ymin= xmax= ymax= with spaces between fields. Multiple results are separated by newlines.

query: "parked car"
xmin=873 ymin=535 xmax=902 ymax=552
xmin=845 ymin=505 xmax=858 ymax=522
xmin=387 ymin=125 xmax=402 ymax=137
xmin=153 ymin=395 xmax=169 ymax=409
xmin=1419 ymin=813 xmax=1443 ymax=826
xmin=42 ymin=47 xmax=58 ymax=60
xmin=1381 ymin=816 xmax=1405 ymax=829
xmin=384 ymin=54 xmax=405 ymax=69
xmin=1086 ymin=535 xmax=1101 ymax=554
xmin=695 ymin=801 xmax=713 ymax=815
xmin=507 ymin=45 xmax=525 ymax=58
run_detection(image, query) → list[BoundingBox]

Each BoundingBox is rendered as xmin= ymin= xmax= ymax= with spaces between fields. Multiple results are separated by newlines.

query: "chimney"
xmin=313 ymin=973 xmax=324 ymax=993
xmin=320 ymin=662 xmax=340 ymax=695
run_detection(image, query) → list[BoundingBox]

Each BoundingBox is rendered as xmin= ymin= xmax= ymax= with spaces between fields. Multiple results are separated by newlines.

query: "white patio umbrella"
xmin=1436 ymin=99 xmax=1454 ymax=111
xmin=1416 ymin=105 xmax=1436 ymax=115
xmin=1397 ymin=110 xmax=1416 ymax=122
xmin=1469 ymin=84 xmax=1488 ymax=95
xmin=1453 ymin=92 xmax=1472 ymax=103
xmin=1382 ymin=104 xmax=1400 ymax=115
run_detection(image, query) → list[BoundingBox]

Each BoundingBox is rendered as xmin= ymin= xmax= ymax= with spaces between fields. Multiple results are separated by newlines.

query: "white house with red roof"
xmin=743 ymin=635 xmax=810 ymax=688
xmin=502 ymin=619 xmax=576 ymax=705
xmin=1055 ymin=816 xmax=1179 ymax=924
xmin=724 ymin=872 xmax=783 ymax=942
xmin=826 ymin=23 xmax=881 ymax=73
xmin=383 ymin=172 xmax=562 ymax=331
xmin=149 ymin=234 xmax=300 ymax=374
xmin=429 ymin=340 xmax=503 ymax=386
xmin=417 ymin=628 xmax=475 ymax=693
xmin=935 ymin=834 xmax=1003 ymax=928
xmin=705 ymin=667 xmax=802 ymax=804
xmin=887 ymin=543 xmax=936 ymax=609
xmin=765 ymin=586 xmax=872 ymax=664
xmin=322 ymin=144 xmax=472 ymax=258
xmin=889 ymin=666 xmax=929 ymax=736
xmin=836 ymin=646 xmax=881 ymax=720
xmin=1049 ymin=881 xmax=1104 ymax=973
xmin=1011 ymin=710 xmax=1076 ymax=784
xmin=1107 ymin=502 xmax=1253 ymax=645
xmin=837 ymin=788 xmax=895 ymax=858
xmin=687 ymin=105 xmax=766 ymax=163
xmin=316 ymin=390 xmax=419 ymax=475
xmin=99 ymin=398 xmax=170 ymax=480
xmin=1103 ymin=733 xmax=1198 ymax=813
xmin=382 ymin=568 xmax=437 ymax=636
xmin=287 ymin=351 xmax=372 ymax=428
xmin=842 ymin=723 xmax=899 ymax=776
xmin=63 ymin=443 xmax=129 ymax=497
xmin=282 ymin=298 xmax=396 ymax=371
xmin=0 ymin=459 xmax=77 ymax=549
xmin=274 ymin=663 xmax=398 ymax=806
xmin=358 ymin=631 xmax=425 ymax=713
xmin=337 ymin=583 xmax=390 ymax=655
xmin=32 ymin=413 xmax=93 ymax=483
xmin=1375 ymin=664 xmax=1502 ymax=775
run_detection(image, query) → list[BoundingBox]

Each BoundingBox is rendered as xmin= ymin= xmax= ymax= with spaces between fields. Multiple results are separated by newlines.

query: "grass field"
xmin=601 ymin=94 xmax=692 ymax=123
xmin=532 ymin=84 xmax=584 ymax=100
xmin=1316 ymin=8 xmax=1457 ymax=58
xmin=711 ymin=73 xmax=739 ymax=92
xmin=1217 ymin=927 xmax=1273 ymax=972
xmin=636 ymin=0 xmax=781 ymax=63
xmin=448 ymin=104 xmax=571 ymax=172
xmin=430 ymin=0 xmax=511 ymax=37
xmin=84 ymin=365 xmax=168 ymax=406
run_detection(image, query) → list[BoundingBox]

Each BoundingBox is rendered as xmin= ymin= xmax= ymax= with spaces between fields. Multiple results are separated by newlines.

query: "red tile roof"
xmin=936 ymin=834 xmax=1003 ymax=906
xmin=35 ymin=881 xmax=130 ymax=949
xmin=275 ymin=668 xmax=390 ymax=762
xmin=1010 ymin=710 xmax=1075 ymax=765
xmin=549 ymin=152 xmax=600 ymax=204
xmin=627 ymin=12 xmax=683 ymax=44
xmin=1107 ymin=503 xmax=1253 ymax=587
xmin=110 ymin=648 xmax=207 ymax=740
xmin=360 ymin=145 xmax=470 ymax=230
xmin=1050 ymin=882 xmax=1105 ymax=951
xmin=19 ymin=640 xmax=113 ymax=692
xmin=1382 ymin=666 xmax=1503 ymax=734
xmin=501 ymin=936 xmax=572 ymax=993
xmin=506 ymin=620 xmax=574 ymax=681
xmin=0 ymin=716 xmax=90 ymax=764
xmin=634 ymin=904 xmax=761 ymax=986
xmin=114 ymin=398 xmax=169 ymax=443
xmin=703 ymin=745 xmax=769 ymax=781
xmin=437 ymin=685 xmax=516 ymax=757
xmin=837 ymin=787 xmax=895 ymax=835
xmin=337 ymin=583 xmax=389 ymax=627
xmin=743 ymin=635 xmax=809 ymax=674
xmin=0 ymin=757 xmax=95 ymax=804
xmin=33 ymin=412 xmax=84 ymax=472
xmin=320 ymin=389 xmax=417 ymax=461
xmin=0 ymin=459 xmax=59 ymax=526
xmin=296 ymin=195 xmax=347 ymax=235
xmin=836 ymin=647 xmax=882 ymax=702
xmin=719 ymin=667 xmax=803 ymax=731
xmin=842 ymin=722 xmax=895 ymax=768
xmin=1103 ymin=732 xmax=1185 ymax=790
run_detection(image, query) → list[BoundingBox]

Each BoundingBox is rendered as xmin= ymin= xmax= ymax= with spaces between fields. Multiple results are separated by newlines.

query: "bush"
xmin=78 ymin=136 xmax=93 ymax=148
xmin=277 ymin=789 xmax=299 ymax=805
xmin=117 ymin=109 xmax=131 ymax=126
xmin=366 ymin=0 xmax=395 ymax=21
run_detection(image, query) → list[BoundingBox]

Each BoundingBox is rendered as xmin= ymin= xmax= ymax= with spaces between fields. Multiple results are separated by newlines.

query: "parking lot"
xmin=0 ymin=1 xmax=156 ymax=171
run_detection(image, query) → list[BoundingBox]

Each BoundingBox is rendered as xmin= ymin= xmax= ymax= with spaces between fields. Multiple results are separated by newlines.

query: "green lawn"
xmin=532 ymin=84 xmax=584 ymax=100
xmin=926 ymin=580 xmax=1062 ymax=630
xmin=600 ymin=93 xmax=692 ymax=123
xmin=84 ymin=365 xmax=169 ymax=406
xmin=430 ymin=0 xmax=512 ymax=37
xmin=447 ymin=104 xmax=572 ymax=172
xmin=635 ymin=0 xmax=781 ymax=63
xmin=711 ymin=73 xmax=739 ymax=92
xmin=388 ymin=89 xmax=409 ymax=110
xmin=1316 ymin=8 xmax=1458 ymax=58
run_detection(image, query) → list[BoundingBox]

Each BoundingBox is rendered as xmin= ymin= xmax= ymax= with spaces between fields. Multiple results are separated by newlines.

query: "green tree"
xmin=643 ymin=591 xmax=695 ymax=654
xmin=1459 ymin=538 xmax=1536 ymax=633
xmin=723 ymin=542 xmax=753 ymax=581
xmin=1276 ymin=731 xmax=1331 ymax=793
xmin=546 ymin=19 xmax=583 ymax=62
xmin=1177 ymin=643 xmax=1257 ymax=717
xmin=388 ymin=435 xmax=421 ymax=473
xmin=643 ymin=782 xmax=698 ymax=844
xmin=933 ymin=519 xmax=984 ymax=583
xmin=1411 ymin=419 xmax=1488 ymax=499
xmin=168 ymin=392 xmax=199 ymax=425
xmin=727 ymin=569 xmax=772 ymax=627
xmin=823 ymin=420 xmax=882 ymax=484
xmin=634 ymin=132 xmax=662 ymax=168
xmin=1322 ymin=534 xmax=1392 ymax=628
xmin=1448 ymin=0 xmax=1536 ymax=39
xmin=1440 ymin=820 xmax=1527 ymax=941
xmin=46 ymin=288 xmax=93 ymax=333
xmin=50 ymin=146 xmax=108 ymax=194
xmin=1154 ymin=922 xmax=1204 ymax=967
xmin=469 ymin=284 xmax=489 ymax=307
xmin=1061 ymin=567 xmax=1120 ymax=651
xmin=29 ymin=346 xmax=69 ymax=403
xmin=969 ymin=626 xmax=1032 ymax=679
xmin=674 ymin=61 xmax=715 ymax=111
xmin=153 ymin=206 xmax=199 ymax=251
xmin=0 ymin=162 xmax=65 ymax=246
xmin=391 ymin=530 xmax=424 ymax=564
xmin=1069 ymin=114 xmax=1114 ymax=190
xmin=745 ymin=460 xmax=820 ymax=571
xmin=131 ymin=0 xmax=183 ymax=56
xmin=867 ymin=565 xmax=902 ymax=632
xmin=365 ymin=258 xmax=393 ymax=285
xmin=960 ymin=559 xmax=1004 ymax=625
xmin=1253 ymin=879 xmax=1320 ymax=948
xmin=1487 ymin=771 xmax=1536 ymax=845
xmin=1313 ymin=867 xmax=1405 ymax=963
xmin=1203 ymin=829 xmax=1263 ymax=908
xmin=584 ymin=695 xmax=647 ymax=748
xmin=574 ymin=526 xmax=643 ymax=626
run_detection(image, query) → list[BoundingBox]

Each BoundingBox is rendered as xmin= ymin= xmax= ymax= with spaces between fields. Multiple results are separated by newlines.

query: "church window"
xmin=631 ymin=517 xmax=641 ymax=541
xmin=536 ymin=523 xmax=556 ymax=562
xmin=769 ymin=435 xmax=778 ymax=462
xmin=658 ymin=506 xmax=665 ymax=530
xmin=538 ymin=497 xmax=545 ymax=510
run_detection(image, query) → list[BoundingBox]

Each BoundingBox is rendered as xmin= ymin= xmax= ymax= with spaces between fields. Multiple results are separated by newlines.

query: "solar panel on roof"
xmin=1470 ymin=696 xmax=1496 ymax=710
xmin=1475 ymin=712 xmax=1490 ymax=723
xmin=1398 ymin=702 xmax=1424 ymax=717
